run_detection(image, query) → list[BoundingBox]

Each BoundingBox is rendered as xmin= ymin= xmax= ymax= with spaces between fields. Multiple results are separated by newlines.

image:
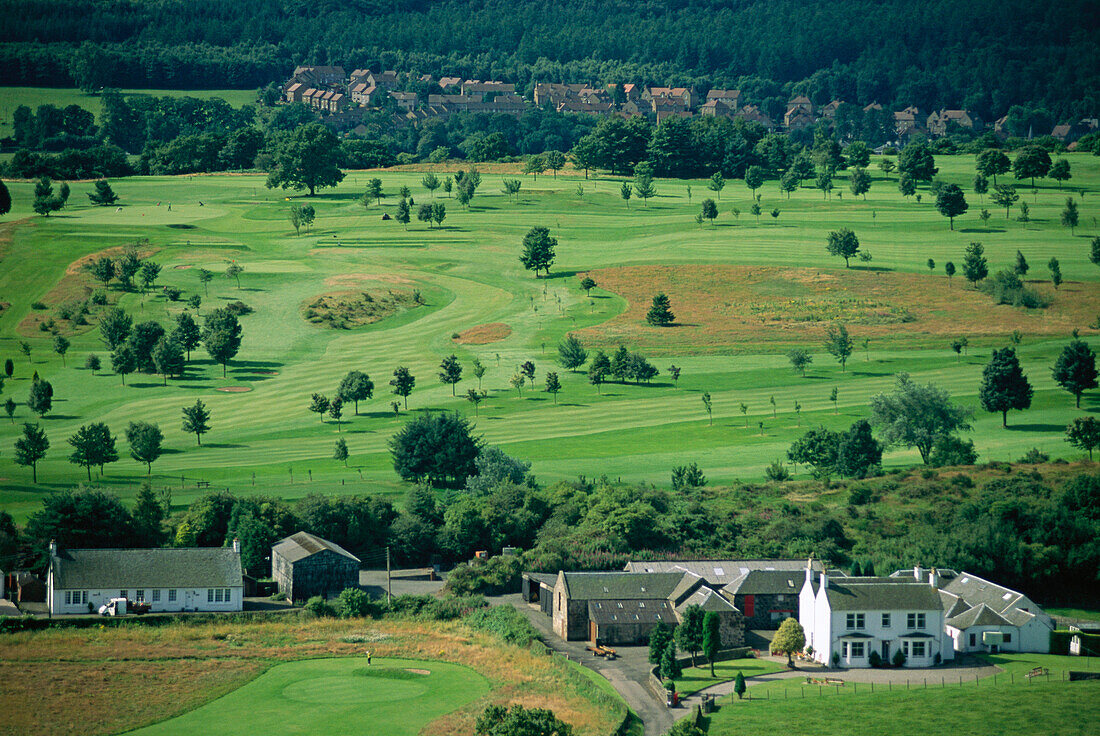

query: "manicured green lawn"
xmin=675 ymin=656 xmax=787 ymax=697
xmin=129 ymin=656 xmax=489 ymax=736
xmin=0 ymin=155 xmax=1098 ymax=517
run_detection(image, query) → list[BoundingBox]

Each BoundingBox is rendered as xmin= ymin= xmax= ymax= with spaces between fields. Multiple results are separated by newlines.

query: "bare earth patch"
xmin=216 ymin=386 xmax=252 ymax=393
xmin=454 ymin=323 xmax=512 ymax=344
xmin=578 ymin=264 xmax=1100 ymax=352
xmin=302 ymin=288 xmax=420 ymax=329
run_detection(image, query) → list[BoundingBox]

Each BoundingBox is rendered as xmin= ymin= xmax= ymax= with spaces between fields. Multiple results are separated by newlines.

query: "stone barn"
xmin=272 ymin=532 xmax=360 ymax=602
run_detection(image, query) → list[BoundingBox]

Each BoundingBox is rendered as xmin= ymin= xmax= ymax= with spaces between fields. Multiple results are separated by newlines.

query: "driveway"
xmin=359 ymin=568 xmax=446 ymax=599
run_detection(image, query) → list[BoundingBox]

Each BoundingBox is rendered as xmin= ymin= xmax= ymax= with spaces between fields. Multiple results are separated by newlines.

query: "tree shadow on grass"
xmin=959 ymin=227 xmax=1006 ymax=234
xmin=201 ymin=442 xmax=247 ymax=449
xmin=127 ymin=382 xmax=165 ymax=389
xmin=851 ymin=370 xmax=894 ymax=377
xmin=230 ymin=360 xmax=285 ymax=369
xmin=850 ymin=265 xmax=894 ymax=272
xmin=161 ymin=448 xmax=185 ymax=455
xmin=1005 ymin=423 xmax=1066 ymax=433
xmin=44 ymin=414 xmax=78 ymax=420
xmin=542 ymin=270 xmax=583 ymax=280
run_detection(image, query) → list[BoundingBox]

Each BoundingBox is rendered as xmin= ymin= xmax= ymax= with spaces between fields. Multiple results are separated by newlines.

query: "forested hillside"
xmin=1 ymin=0 xmax=1097 ymax=120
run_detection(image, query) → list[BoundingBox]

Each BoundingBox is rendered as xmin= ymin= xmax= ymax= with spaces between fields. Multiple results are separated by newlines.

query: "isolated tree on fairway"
xmin=825 ymin=323 xmax=853 ymax=371
xmin=14 ymin=423 xmax=49 ymax=482
xmin=520 ymin=226 xmax=557 ymax=277
xmin=744 ymin=165 xmax=765 ymax=198
xmin=788 ymin=427 xmax=841 ymax=486
xmin=1061 ymin=198 xmax=1079 ymax=234
xmin=139 ymin=261 xmax=161 ymax=291
xmin=152 ymin=336 xmax=185 ymax=384
xmin=524 ymin=154 xmax=547 ymax=179
xmin=0 ymin=180 xmax=10 ymax=217
xmin=544 ymin=371 xmax=561 ymax=404
xmin=558 ymin=336 xmax=588 ymax=372
xmin=126 ymin=421 xmax=164 ymax=473
xmin=421 ymin=172 xmax=440 ymax=197
xmin=337 ymin=370 xmax=374 ymax=414
xmin=633 ymin=161 xmax=657 ymax=205
xmin=788 ymin=348 xmax=813 ymax=376
xmin=545 ymin=150 xmax=566 ymax=177
xmin=991 ymin=184 xmax=1019 ymax=219
xmin=870 ymin=373 xmax=972 ymax=464
xmin=198 ymin=268 xmax=214 ymax=295
xmin=4 ymin=359 xmax=12 ymax=378
xmin=4 ymin=398 xmax=16 ymax=423
xmin=309 ymin=393 xmax=330 ymax=423
xmin=973 ymin=173 xmax=989 ymax=202
xmin=53 ymin=335 xmax=70 ymax=366
xmin=390 ymin=411 xmax=481 ymax=486
xmin=588 ymin=351 xmax=610 ymax=393
xmin=703 ymin=611 xmax=722 ymax=676
xmin=780 ymin=170 xmax=799 ymax=198
xmin=898 ymin=140 xmax=937 ymax=181
xmin=471 ymin=358 xmax=486 ymax=390
xmin=676 ymin=604 xmax=705 ymax=666
xmin=265 ymin=122 xmax=345 ymax=195
xmin=1014 ymin=250 xmax=1029 ymax=276
xmin=465 ymin=388 xmax=485 ymax=416
xmin=936 ymin=184 xmax=968 ymax=230
xmin=977 ymin=148 xmax=1011 ymax=185
xmin=417 ymin=202 xmax=434 ymax=228
xmin=1048 ymin=257 xmax=1063 ymax=289
xmin=288 ymin=205 xmax=303 ymax=235
xmin=944 ymin=261 xmax=956 ymax=284
xmin=431 ymin=202 xmax=446 ymax=228
xmin=700 ymin=198 xmax=718 ymax=225
xmin=848 ymin=167 xmax=871 ymax=199
xmin=898 ymin=173 xmax=916 ymax=198
xmin=333 ymin=437 xmax=349 ymax=466
xmin=962 ymin=242 xmax=988 ymax=286
xmin=28 ymin=378 xmax=53 ymax=417
xmin=826 ymin=228 xmax=860 ymax=267
xmin=1066 ymin=417 xmax=1100 ymax=460
xmin=87 ymin=179 xmax=118 ymax=206
xmin=439 ymin=354 xmax=463 ymax=395
xmin=701 ymin=391 xmax=712 ymax=425
xmin=110 ymin=343 xmax=135 ymax=384
xmin=391 ymin=366 xmax=415 ymax=409
xmin=395 ymin=198 xmax=411 ymax=229
xmin=1049 ymin=158 xmax=1071 ymax=188
xmin=203 ymin=308 xmax=243 ymax=377
xmin=1013 ymin=146 xmax=1051 ymax=190
xmin=181 ymin=399 xmax=211 ymax=445
xmin=173 ymin=312 xmax=201 ymax=361
xmin=328 ymin=396 xmax=343 ymax=430
xmin=707 ymin=172 xmax=725 ymax=199
xmin=979 ymin=347 xmax=1033 ymax=427
xmin=225 ymin=262 xmax=243 ymax=290
xmin=646 ymin=293 xmax=675 ymax=326
xmin=85 ymin=354 xmax=101 ymax=374
xmin=68 ymin=422 xmax=118 ymax=480
xmin=837 ymin=419 xmax=883 ymax=478
xmin=1052 ymin=338 xmax=1098 ymax=408
xmin=619 ymin=182 xmax=632 ymax=206
xmin=365 ymin=178 xmax=384 ymax=205
xmin=772 ymin=617 xmax=806 ymax=667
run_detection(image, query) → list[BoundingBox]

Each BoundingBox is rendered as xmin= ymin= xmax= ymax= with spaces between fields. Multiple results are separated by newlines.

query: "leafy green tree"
xmin=707 ymin=172 xmax=725 ymax=199
xmin=110 ymin=343 xmax=135 ymax=384
xmin=365 ymin=177 xmax=384 ymax=204
xmin=962 ymin=242 xmax=988 ymax=286
xmin=431 ymin=202 xmax=446 ymax=228
xmin=977 ymin=148 xmax=1011 ymax=185
xmin=203 ymin=307 xmax=242 ymax=377
xmin=309 ymin=393 xmax=330 ymax=423
xmin=523 ymin=153 xmax=546 ymax=179
xmin=265 ymin=123 xmax=345 ymax=195
xmin=648 ymin=622 xmax=673 ymax=665
xmin=471 ymin=358 xmax=486 ymax=390
xmin=745 ymin=164 xmax=765 ymax=197
xmin=333 ymin=437 xmax=349 ymax=466
xmin=85 ymin=354 xmax=101 ymax=374
xmin=788 ymin=427 xmax=841 ymax=486
xmin=1049 ymin=158 xmax=1071 ymax=188
xmin=545 ymin=150 xmax=566 ymax=177
xmin=131 ymin=482 xmax=166 ymax=547
xmin=973 ymin=173 xmax=989 ymax=201
xmin=825 ymin=323 xmax=853 ymax=371
xmin=619 ymin=181 xmax=632 ymax=206
xmin=391 ymin=366 xmax=415 ymax=409
xmin=788 ymin=348 xmax=813 ymax=376
xmin=1061 ymin=197 xmax=1079 ymax=234
xmin=225 ymin=262 xmax=244 ymax=289
xmin=660 ymin=639 xmax=682 ymax=681
xmin=181 ymin=399 xmax=211 ymax=445
xmin=519 ymin=226 xmax=557 ymax=277
xmin=139 ymin=261 xmax=161 ymax=291
xmin=848 ymin=166 xmax=871 ymax=199
xmin=646 ymin=293 xmax=675 ymax=326
xmin=421 ymin=172 xmax=440 ymax=197
xmin=898 ymin=172 xmax=916 ymax=198
xmin=198 ymin=268 xmax=214 ymax=295
xmin=14 ymin=422 xmax=49 ymax=482
xmin=1092 ymin=237 xmax=1100 ymax=270
xmin=465 ymin=388 xmax=485 ymax=416
xmin=390 ymin=411 xmax=481 ymax=487
xmin=125 ymin=421 xmax=164 ymax=473
xmin=979 ymin=347 xmax=1033 ymax=427
xmin=152 ymin=335 xmax=185 ymax=383
xmin=0 ymin=180 xmax=10 ymax=217
xmin=87 ymin=256 xmax=117 ymax=291
xmin=702 ymin=611 xmax=722 ymax=677
xmin=337 ymin=370 xmax=374 ymax=414
xmin=1066 ymin=416 xmax=1100 ymax=460
xmin=945 ymin=261 xmax=956 ymax=283
xmin=587 ymin=351 xmax=609 ymax=393
xmin=1052 ymin=338 xmax=1098 ymax=408
xmin=68 ymin=422 xmax=118 ymax=481
xmin=53 ymin=335 xmax=70 ymax=366
xmin=870 ymin=373 xmax=972 ymax=464
xmin=288 ymin=205 xmax=303 ymax=235
xmin=826 ymin=227 xmax=860 ymax=267
xmin=991 ymin=184 xmax=1019 ymax=219
xmin=935 ymin=183 xmax=968 ymax=229
xmin=1014 ymin=250 xmax=1029 ymax=276
xmin=701 ymin=391 xmax=712 ymax=425
xmin=87 ymin=179 xmax=118 ymax=206
xmin=845 ymin=141 xmax=871 ymax=168
xmin=700 ymin=198 xmax=718 ymax=225
xmin=1013 ymin=146 xmax=1052 ymax=189
xmin=475 ymin=704 xmax=573 ymax=736
xmin=395 ymin=197 xmax=411 ymax=229
xmin=558 ymin=336 xmax=588 ymax=372
xmin=733 ymin=671 xmax=747 ymax=699
xmin=633 ymin=161 xmax=657 ymax=205
xmin=671 ymin=462 xmax=706 ymax=489
xmin=4 ymin=397 xmax=16 ymax=423
xmin=172 ymin=311 xmax=202 ymax=361
xmin=25 ymin=487 xmax=133 ymax=555
xmin=898 ymin=140 xmax=937 ymax=181
xmin=676 ymin=604 xmax=705 ymax=666
xmin=510 ymin=373 xmax=526 ymax=395
xmin=439 ymin=354 xmax=463 ymax=396
xmin=772 ymin=617 xmax=807 ymax=667
xmin=28 ymin=378 xmax=53 ymax=417
xmin=328 ymin=396 xmax=343 ymax=430
xmin=1049 ymin=256 xmax=1063 ymax=289
xmin=32 ymin=176 xmax=65 ymax=216
xmin=837 ymin=419 xmax=882 ymax=478
xmin=417 ymin=202 xmax=434 ymax=228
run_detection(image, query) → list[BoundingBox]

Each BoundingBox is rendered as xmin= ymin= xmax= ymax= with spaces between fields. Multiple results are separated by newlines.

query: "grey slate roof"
xmin=723 ymin=569 xmax=807 ymax=596
xmin=674 ymin=586 xmax=739 ymax=615
xmin=524 ymin=572 xmax=558 ymax=587
xmin=939 ymin=572 xmax=1045 ymax=628
xmin=588 ymin=599 xmax=677 ymax=625
xmin=52 ymin=548 xmax=242 ymax=589
xmin=624 ymin=558 xmax=822 ymax=585
xmin=946 ymin=603 xmax=1013 ymax=628
xmin=272 ymin=532 xmax=360 ymax=564
xmin=560 ymin=571 xmax=685 ymax=601
xmin=824 ymin=578 xmax=942 ymax=612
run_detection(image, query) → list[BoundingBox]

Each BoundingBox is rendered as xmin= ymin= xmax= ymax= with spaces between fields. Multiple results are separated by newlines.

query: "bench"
xmin=805 ymin=677 xmax=845 ymax=686
xmin=1025 ymin=667 xmax=1049 ymax=679
xmin=586 ymin=645 xmax=617 ymax=659
xmin=196 ymin=480 xmax=211 ymax=489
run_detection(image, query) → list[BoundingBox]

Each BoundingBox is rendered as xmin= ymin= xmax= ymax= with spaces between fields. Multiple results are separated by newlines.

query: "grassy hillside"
xmin=0 ymin=155 xmax=1097 ymax=520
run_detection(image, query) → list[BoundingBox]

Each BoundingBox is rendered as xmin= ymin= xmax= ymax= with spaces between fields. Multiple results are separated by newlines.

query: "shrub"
xmin=848 ymin=485 xmax=874 ymax=505
xmin=39 ymin=318 xmax=55 ymax=332
xmin=765 ymin=460 xmax=791 ymax=481
xmin=336 ymin=587 xmax=376 ymax=618
xmin=90 ymin=290 xmax=108 ymax=305
xmin=31 ymin=301 xmax=47 ymax=310
xmin=225 ymin=300 xmax=253 ymax=315
xmin=304 ymin=595 xmax=336 ymax=618
xmin=979 ymin=269 xmax=1049 ymax=309
xmin=164 ymin=286 xmax=182 ymax=301
xmin=949 ymin=473 xmax=975 ymax=489
xmin=892 ymin=649 xmax=906 ymax=667
xmin=868 ymin=650 xmax=882 ymax=668
xmin=1019 ymin=447 xmax=1050 ymax=464
xmin=464 ymin=604 xmax=540 ymax=646
xmin=446 ymin=556 xmax=524 ymax=596
xmin=929 ymin=436 xmax=978 ymax=467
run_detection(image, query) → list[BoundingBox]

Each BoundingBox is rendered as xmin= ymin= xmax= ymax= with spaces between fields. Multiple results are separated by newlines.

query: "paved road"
xmin=359 ymin=569 xmax=446 ymax=599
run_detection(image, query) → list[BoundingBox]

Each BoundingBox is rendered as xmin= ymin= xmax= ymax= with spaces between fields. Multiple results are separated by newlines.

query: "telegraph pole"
xmin=386 ymin=546 xmax=392 ymax=603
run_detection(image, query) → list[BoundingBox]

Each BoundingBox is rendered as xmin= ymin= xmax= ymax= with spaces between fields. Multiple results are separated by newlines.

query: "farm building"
xmin=623 ymin=558 xmax=824 ymax=588
xmin=723 ymin=568 xmax=822 ymax=629
xmin=47 ymin=541 xmax=243 ymax=615
xmin=272 ymin=532 xmax=360 ymax=602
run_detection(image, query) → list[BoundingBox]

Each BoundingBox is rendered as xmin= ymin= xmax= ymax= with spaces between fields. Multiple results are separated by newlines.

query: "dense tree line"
xmin=1 ymin=1 xmax=1097 ymax=121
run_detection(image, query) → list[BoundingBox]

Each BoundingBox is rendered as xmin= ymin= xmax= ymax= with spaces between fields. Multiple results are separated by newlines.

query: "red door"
xmin=744 ymin=595 xmax=755 ymax=618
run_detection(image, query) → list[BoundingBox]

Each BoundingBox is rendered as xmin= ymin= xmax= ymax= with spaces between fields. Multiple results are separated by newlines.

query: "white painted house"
xmin=799 ymin=566 xmax=951 ymax=668
xmin=47 ymin=540 xmax=244 ymax=615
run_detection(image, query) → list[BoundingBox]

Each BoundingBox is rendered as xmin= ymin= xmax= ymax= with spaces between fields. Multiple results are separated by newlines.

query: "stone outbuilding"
xmin=272 ymin=532 xmax=360 ymax=602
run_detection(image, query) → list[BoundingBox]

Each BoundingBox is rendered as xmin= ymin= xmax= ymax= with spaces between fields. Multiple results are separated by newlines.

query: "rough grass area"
xmin=0 ymin=617 xmax=626 ymax=736
xmin=454 ymin=322 xmax=512 ymax=344
xmin=580 ymin=265 xmax=1100 ymax=352
xmin=302 ymin=288 xmax=420 ymax=329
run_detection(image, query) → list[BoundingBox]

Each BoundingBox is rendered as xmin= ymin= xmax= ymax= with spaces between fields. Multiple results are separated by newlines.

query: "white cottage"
xmin=47 ymin=541 xmax=243 ymax=615
xmin=799 ymin=566 xmax=951 ymax=668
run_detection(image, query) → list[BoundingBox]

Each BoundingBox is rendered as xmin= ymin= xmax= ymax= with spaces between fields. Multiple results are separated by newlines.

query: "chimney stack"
xmin=49 ymin=539 xmax=57 ymax=557
xmin=913 ymin=565 xmax=923 ymax=581
xmin=232 ymin=538 xmax=241 ymax=555
xmin=929 ymin=568 xmax=939 ymax=588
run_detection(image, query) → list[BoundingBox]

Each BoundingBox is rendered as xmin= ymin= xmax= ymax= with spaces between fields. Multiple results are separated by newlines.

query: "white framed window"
xmin=120 ymin=590 xmax=127 ymax=599
xmin=907 ymin=613 xmax=926 ymax=629
xmin=208 ymin=589 xmax=215 ymax=603
xmin=850 ymin=642 xmax=865 ymax=658
xmin=168 ymin=589 xmax=177 ymax=602
xmin=881 ymin=613 xmax=891 ymax=628
xmin=152 ymin=590 xmax=161 ymax=603
xmin=64 ymin=590 xmax=87 ymax=605
xmin=223 ymin=588 xmax=231 ymax=601
xmin=846 ymin=613 xmax=865 ymax=630
xmin=1003 ymin=633 xmax=1012 ymax=643
xmin=135 ymin=590 xmax=145 ymax=602
xmin=911 ymin=641 xmax=926 ymax=657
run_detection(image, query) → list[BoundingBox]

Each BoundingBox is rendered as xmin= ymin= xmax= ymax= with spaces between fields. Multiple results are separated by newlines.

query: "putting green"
xmin=130 ymin=657 xmax=489 ymax=736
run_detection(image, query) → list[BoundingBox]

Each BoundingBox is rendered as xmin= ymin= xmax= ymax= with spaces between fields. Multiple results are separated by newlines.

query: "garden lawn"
xmin=129 ymin=656 xmax=488 ymax=736
xmin=674 ymin=656 xmax=786 ymax=697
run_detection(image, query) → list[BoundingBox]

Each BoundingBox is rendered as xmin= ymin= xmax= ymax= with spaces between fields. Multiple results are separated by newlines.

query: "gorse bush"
xmin=979 ymin=269 xmax=1049 ymax=309
xmin=464 ymin=604 xmax=541 ymax=646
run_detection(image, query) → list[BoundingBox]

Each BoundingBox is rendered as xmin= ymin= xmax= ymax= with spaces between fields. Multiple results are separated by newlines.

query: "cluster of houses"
xmin=523 ymin=558 xmax=1056 ymax=668
xmin=280 ymin=66 xmax=1098 ymax=144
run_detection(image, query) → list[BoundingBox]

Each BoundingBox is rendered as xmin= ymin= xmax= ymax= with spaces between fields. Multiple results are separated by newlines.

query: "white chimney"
xmin=805 ymin=557 xmax=813 ymax=586
xmin=929 ymin=568 xmax=939 ymax=588
xmin=49 ymin=539 xmax=57 ymax=557
xmin=232 ymin=538 xmax=241 ymax=555
xmin=913 ymin=565 xmax=922 ymax=581
xmin=819 ymin=571 xmax=828 ymax=593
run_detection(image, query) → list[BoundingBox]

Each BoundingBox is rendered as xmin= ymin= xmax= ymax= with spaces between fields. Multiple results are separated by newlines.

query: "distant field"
xmin=0 ymin=155 xmax=1097 ymax=518
xmin=0 ymin=87 xmax=257 ymax=136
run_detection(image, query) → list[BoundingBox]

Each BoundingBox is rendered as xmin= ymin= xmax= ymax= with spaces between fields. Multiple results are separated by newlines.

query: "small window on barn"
xmin=152 ymin=590 xmax=161 ymax=602
xmin=208 ymin=589 xmax=215 ymax=603
xmin=120 ymin=590 xmax=127 ymax=599
xmin=168 ymin=589 xmax=177 ymax=602
xmin=224 ymin=588 xmax=231 ymax=600
xmin=639 ymin=602 xmax=645 ymax=608
xmin=135 ymin=590 xmax=144 ymax=602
